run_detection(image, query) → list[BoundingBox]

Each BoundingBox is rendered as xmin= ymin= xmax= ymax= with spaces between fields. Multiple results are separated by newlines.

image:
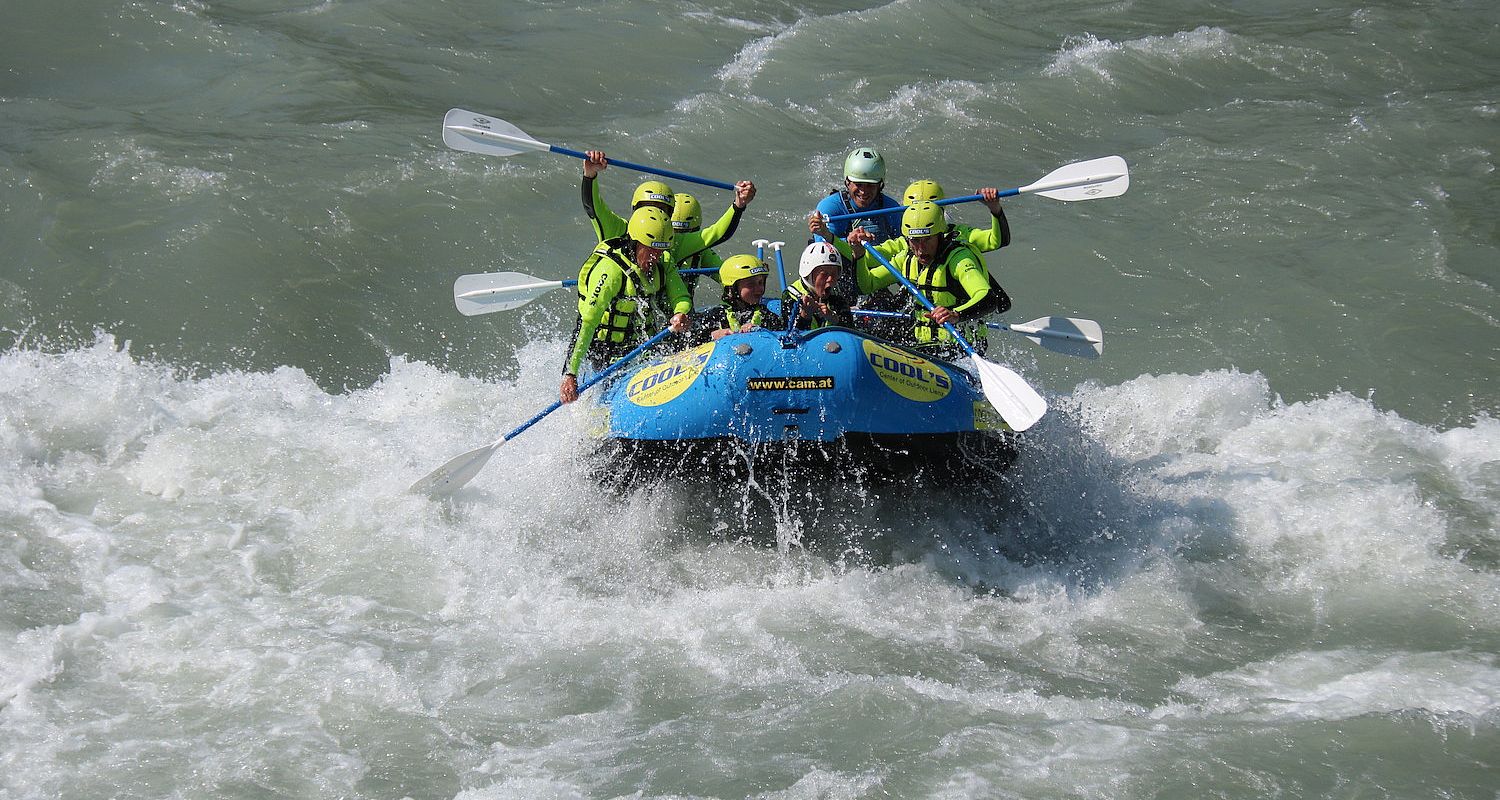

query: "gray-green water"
xmin=2 ymin=1 xmax=1497 ymax=798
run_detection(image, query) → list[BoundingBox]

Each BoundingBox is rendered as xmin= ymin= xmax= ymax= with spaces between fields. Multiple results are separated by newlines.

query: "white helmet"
xmin=799 ymin=242 xmax=843 ymax=280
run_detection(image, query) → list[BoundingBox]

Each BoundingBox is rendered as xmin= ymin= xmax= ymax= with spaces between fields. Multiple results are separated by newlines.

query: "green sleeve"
xmin=828 ymin=237 xmax=856 ymax=263
xmin=696 ymin=203 xmax=744 ymax=249
xmin=948 ymin=250 xmax=992 ymax=317
xmin=856 ymin=239 xmax=906 ymax=294
xmin=566 ymin=263 xmax=623 ymax=375
xmin=956 ymin=220 xmax=999 ymax=252
xmin=661 ymin=256 xmax=693 ymax=315
xmin=584 ymin=177 xmax=627 ymax=242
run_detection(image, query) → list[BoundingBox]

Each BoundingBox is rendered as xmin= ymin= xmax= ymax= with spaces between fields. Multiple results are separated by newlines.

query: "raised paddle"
xmin=408 ymin=327 xmax=678 ymax=498
xmin=853 ymin=310 xmax=1104 ymax=359
xmin=769 ymin=241 xmax=789 ymax=290
xmin=453 ymin=268 xmax=720 ymax=316
xmin=443 ymin=108 xmax=736 ymax=191
xmin=858 ymin=245 xmax=1048 ymax=431
xmin=823 ymin=156 xmax=1130 ymax=224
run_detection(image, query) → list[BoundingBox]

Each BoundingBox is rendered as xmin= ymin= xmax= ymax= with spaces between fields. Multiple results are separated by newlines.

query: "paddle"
xmin=408 ymin=327 xmax=678 ymax=498
xmin=857 ymin=245 xmax=1048 ymax=431
xmin=453 ymin=267 xmax=720 ymax=316
xmin=443 ymin=108 xmax=735 ymax=191
xmin=769 ymin=241 xmax=789 ymax=290
xmin=766 ymin=241 xmax=805 ymax=337
xmin=854 ymin=310 xmax=1103 ymax=359
xmin=823 ymin=156 xmax=1129 ymax=224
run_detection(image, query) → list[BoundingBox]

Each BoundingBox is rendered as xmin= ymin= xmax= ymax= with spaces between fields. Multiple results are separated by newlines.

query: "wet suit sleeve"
xmin=697 ymin=248 xmax=724 ymax=273
xmin=565 ymin=263 xmax=623 ymax=375
xmin=957 ymin=205 xmax=1011 ymax=252
xmin=856 ymin=239 xmax=907 ymax=295
xmin=661 ymin=257 xmax=693 ymax=316
xmin=582 ymin=176 xmax=627 ymax=242
xmin=696 ymin=203 xmax=744 ymax=249
xmin=947 ymin=250 xmax=993 ymax=318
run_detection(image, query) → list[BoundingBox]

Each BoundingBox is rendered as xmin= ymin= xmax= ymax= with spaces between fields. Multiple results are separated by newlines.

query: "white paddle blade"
xmin=442 ymin=108 xmax=550 ymax=157
xmin=409 ymin=442 xmax=501 ymax=497
xmin=1015 ymin=316 xmax=1104 ymax=359
xmin=1026 ymin=156 xmax=1129 ymax=201
xmin=453 ymin=272 xmax=565 ymax=315
xmin=972 ymin=357 xmax=1049 ymax=432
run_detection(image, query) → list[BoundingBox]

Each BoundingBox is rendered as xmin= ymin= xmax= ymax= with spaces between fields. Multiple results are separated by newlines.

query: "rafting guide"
xmin=418 ymin=107 xmax=1126 ymax=497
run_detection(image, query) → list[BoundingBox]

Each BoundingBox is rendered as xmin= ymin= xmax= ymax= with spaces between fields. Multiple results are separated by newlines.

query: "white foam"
xmin=3 ymin=341 xmax=1498 ymax=795
xmin=1044 ymin=26 xmax=1240 ymax=82
xmin=1162 ymin=649 xmax=1500 ymax=722
xmin=90 ymin=139 xmax=226 ymax=198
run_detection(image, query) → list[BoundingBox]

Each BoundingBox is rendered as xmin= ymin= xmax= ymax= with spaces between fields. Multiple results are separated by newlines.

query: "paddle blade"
xmin=972 ymin=357 xmax=1048 ymax=432
xmin=1027 ymin=155 xmax=1130 ymax=201
xmin=442 ymin=108 xmax=549 ymax=157
xmin=453 ymin=272 xmax=564 ymax=315
xmin=408 ymin=441 xmax=501 ymax=498
xmin=1016 ymin=316 xmax=1104 ymax=359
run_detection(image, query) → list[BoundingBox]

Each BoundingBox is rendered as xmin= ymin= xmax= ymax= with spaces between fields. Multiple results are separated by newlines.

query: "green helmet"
xmin=627 ymin=207 xmax=675 ymax=250
xmin=901 ymin=201 xmax=949 ymax=238
xmin=718 ymin=254 xmax=770 ymax=286
xmin=631 ymin=180 xmax=674 ymax=210
xmin=902 ymin=179 xmax=944 ymax=204
xmin=671 ymin=193 xmax=701 ymax=232
xmin=843 ymin=147 xmax=885 ymax=185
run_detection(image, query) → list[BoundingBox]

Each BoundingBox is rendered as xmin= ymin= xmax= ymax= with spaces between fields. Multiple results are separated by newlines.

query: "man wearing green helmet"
xmin=560 ymin=206 xmax=693 ymax=404
xmin=900 ymin=179 xmax=1012 ymax=252
xmin=670 ymin=192 xmax=724 ymax=302
xmin=580 ymin=150 xmax=756 ymax=280
xmin=812 ymin=147 xmax=903 ymax=244
xmin=811 ymin=147 xmax=905 ymax=312
xmin=688 ymin=254 xmax=784 ymax=344
xmin=845 ymin=201 xmax=1002 ymax=357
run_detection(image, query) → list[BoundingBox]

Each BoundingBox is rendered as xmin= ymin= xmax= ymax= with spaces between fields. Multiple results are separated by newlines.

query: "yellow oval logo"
xmin=626 ymin=341 xmax=714 ymax=407
xmin=862 ymin=340 xmax=952 ymax=403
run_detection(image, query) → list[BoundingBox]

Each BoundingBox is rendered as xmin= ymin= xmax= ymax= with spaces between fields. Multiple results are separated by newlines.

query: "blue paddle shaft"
xmin=856 ymin=308 xmax=1020 ymax=335
xmin=548 ymin=144 xmax=736 ymax=191
xmin=502 ymin=327 xmax=676 ymax=443
xmin=823 ymin=192 xmax=1012 ymax=224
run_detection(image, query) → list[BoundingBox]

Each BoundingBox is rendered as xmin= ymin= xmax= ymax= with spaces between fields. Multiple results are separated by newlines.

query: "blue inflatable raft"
xmin=591 ymin=325 xmax=1018 ymax=480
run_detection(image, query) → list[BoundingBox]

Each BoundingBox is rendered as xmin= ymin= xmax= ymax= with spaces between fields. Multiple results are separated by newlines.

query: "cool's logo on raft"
xmin=861 ymin=340 xmax=952 ymax=403
xmin=626 ymin=342 xmax=714 ymax=407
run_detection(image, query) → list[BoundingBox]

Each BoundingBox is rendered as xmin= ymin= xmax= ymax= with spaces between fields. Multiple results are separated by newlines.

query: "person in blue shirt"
xmin=811 ymin=147 xmax=903 ymax=310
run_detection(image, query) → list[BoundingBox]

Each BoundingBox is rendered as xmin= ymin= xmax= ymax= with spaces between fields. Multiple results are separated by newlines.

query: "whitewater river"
xmin=2 ymin=0 xmax=1497 ymax=797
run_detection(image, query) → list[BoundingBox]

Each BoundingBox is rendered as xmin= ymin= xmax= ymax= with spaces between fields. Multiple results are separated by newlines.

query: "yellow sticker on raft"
xmin=862 ymin=340 xmax=952 ymax=403
xmin=626 ymin=341 xmax=714 ymax=407
xmin=973 ymin=400 xmax=1009 ymax=432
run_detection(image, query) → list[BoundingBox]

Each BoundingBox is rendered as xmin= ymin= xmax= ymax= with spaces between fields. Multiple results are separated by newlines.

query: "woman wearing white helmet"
xmin=783 ymin=242 xmax=855 ymax=330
